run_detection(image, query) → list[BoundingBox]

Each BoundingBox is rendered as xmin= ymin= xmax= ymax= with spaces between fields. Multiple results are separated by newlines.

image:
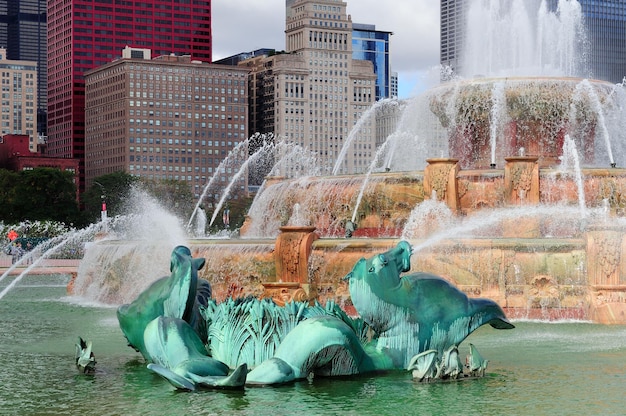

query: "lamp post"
xmin=93 ymin=181 xmax=107 ymax=225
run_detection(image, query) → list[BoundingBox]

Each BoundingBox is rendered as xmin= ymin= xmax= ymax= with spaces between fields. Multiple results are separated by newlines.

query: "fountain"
xmin=116 ymin=241 xmax=514 ymax=389
xmin=2 ymin=0 xmax=626 ymax=411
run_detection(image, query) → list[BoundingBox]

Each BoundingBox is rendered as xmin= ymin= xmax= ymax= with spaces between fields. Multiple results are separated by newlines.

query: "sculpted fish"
xmin=345 ymin=241 xmax=514 ymax=369
xmin=144 ymin=316 xmax=247 ymax=390
xmin=75 ymin=336 xmax=96 ymax=374
xmin=116 ymin=245 xmax=208 ymax=359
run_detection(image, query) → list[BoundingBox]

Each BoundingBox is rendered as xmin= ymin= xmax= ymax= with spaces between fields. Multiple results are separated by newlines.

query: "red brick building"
xmin=0 ymin=134 xmax=80 ymax=200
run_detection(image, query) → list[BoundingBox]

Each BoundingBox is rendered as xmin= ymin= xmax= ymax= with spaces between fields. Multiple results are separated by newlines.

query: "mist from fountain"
xmin=405 ymin=204 xmax=607 ymax=256
xmin=401 ymin=194 xmax=455 ymax=241
xmin=559 ymin=134 xmax=587 ymax=217
xmin=489 ymin=81 xmax=506 ymax=166
xmin=462 ymin=0 xmax=588 ymax=79
xmin=331 ymin=98 xmax=398 ymax=176
xmin=243 ymin=143 xmax=323 ymax=238
xmin=571 ymin=79 xmax=615 ymax=165
xmin=71 ymin=187 xmax=190 ymax=304
xmin=370 ymin=0 xmax=626 ymax=175
xmin=187 ymin=140 xmax=249 ymax=231
xmin=194 ymin=207 xmax=207 ymax=237
xmin=208 ymin=142 xmax=277 ymax=228
xmin=0 ymin=221 xmax=106 ymax=300
xmin=351 ymin=139 xmax=393 ymax=223
xmin=287 ymin=203 xmax=308 ymax=226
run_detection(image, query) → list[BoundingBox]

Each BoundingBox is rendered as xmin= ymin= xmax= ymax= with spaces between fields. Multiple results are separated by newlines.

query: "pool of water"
xmin=1 ymin=275 xmax=625 ymax=415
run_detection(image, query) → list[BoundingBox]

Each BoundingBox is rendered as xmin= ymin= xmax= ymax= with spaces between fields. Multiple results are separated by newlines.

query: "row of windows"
xmin=130 ymin=72 xmax=246 ymax=86
xmin=128 ymin=137 xmax=236 ymax=147
xmin=128 ymin=65 xmax=247 ymax=79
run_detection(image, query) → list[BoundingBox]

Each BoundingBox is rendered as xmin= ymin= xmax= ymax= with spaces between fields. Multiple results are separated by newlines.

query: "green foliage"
xmin=0 ymin=168 xmax=80 ymax=224
xmin=0 ymin=169 xmax=19 ymax=220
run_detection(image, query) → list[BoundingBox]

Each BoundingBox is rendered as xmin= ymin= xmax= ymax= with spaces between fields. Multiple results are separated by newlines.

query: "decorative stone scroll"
xmin=504 ymin=156 xmax=539 ymax=205
xmin=424 ymin=158 xmax=460 ymax=212
xmin=262 ymin=225 xmax=318 ymax=304
xmin=586 ymin=228 xmax=623 ymax=286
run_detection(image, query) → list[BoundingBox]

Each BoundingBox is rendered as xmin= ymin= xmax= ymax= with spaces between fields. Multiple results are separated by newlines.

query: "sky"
xmin=211 ymin=0 xmax=441 ymax=99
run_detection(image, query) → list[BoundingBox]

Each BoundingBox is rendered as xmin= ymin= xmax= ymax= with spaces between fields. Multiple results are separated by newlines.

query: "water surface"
xmin=1 ymin=275 xmax=625 ymax=415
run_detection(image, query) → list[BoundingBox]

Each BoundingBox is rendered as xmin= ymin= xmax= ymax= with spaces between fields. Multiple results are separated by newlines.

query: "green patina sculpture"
xmin=117 ymin=246 xmax=209 ymax=360
xmin=75 ymin=337 xmax=96 ymax=374
xmin=117 ymin=246 xmax=243 ymax=390
xmin=117 ymin=241 xmax=514 ymax=389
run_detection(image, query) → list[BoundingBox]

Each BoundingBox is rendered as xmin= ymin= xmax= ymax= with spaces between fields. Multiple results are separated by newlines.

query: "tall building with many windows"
xmin=579 ymin=0 xmax=626 ymax=83
xmin=0 ymin=0 xmax=47 ymax=136
xmin=440 ymin=0 xmax=626 ymax=84
xmin=440 ymin=0 xmax=467 ymax=79
xmin=245 ymin=0 xmax=376 ymax=175
xmin=352 ymin=23 xmax=393 ymax=100
xmin=47 ymin=0 xmax=212 ymax=193
xmin=84 ymin=47 xmax=248 ymax=203
xmin=0 ymin=48 xmax=38 ymax=150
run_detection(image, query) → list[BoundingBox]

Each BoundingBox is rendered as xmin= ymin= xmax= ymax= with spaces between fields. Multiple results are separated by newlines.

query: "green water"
xmin=1 ymin=275 xmax=625 ymax=415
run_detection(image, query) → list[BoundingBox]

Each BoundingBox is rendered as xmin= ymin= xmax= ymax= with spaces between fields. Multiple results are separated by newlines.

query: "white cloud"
xmin=212 ymin=0 xmax=440 ymax=98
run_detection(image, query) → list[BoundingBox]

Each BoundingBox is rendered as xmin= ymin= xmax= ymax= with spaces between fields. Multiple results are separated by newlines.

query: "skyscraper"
xmin=440 ymin=0 xmax=467 ymax=79
xmin=352 ymin=23 xmax=393 ymax=100
xmin=244 ymin=0 xmax=376 ymax=175
xmin=440 ymin=0 xmax=626 ymax=84
xmin=84 ymin=47 xmax=248 ymax=202
xmin=47 ymin=0 xmax=212 ymax=192
xmin=0 ymin=0 xmax=47 ymax=135
xmin=0 ymin=48 xmax=38 ymax=148
xmin=579 ymin=0 xmax=626 ymax=83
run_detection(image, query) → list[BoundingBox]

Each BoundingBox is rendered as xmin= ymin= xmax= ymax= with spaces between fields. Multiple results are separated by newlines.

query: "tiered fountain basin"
xmin=77 ymin=76 xmax=626 ymax=324
xmin=78 ymin=158 xmax=626 ymax=325
xmin=428 ymin=77 xmax=620 ymax=169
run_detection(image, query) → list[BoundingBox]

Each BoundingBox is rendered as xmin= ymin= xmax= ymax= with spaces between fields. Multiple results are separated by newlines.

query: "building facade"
xmin=0 ymin=48 xmax=38 ymax=151
xmin=0 ymin=0 xmax=47 ymax=136
xmin=0 ymin=134 xmax=80 ymax=200
xmin=352 ymin=23 xmax=393 ymax=100
xmin=84 ymin=48 xmax=249 ymax=205
xmin=47 ymin=0 xmax=212 ymax=193
xmin=243 ymin=0 xmax=376 ymax=175
xmin=579 ymin=0 xmax=626 ymax=83
xmin=440 ymin=0 xmax=467 ymax=80
xmin=440 ymin=0 xmax=626 ymax=84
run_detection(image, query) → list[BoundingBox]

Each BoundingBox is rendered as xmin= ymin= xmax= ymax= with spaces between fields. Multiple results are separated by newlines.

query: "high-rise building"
xmin=243 ymin=0 xmax=376 ymax=175
xmin=440 ymin=0 xmax=467 ymax=79
xmin=390 ymin=71 xmax=398 ymax=98
xmin=0 ymin=0 xmax=47 ymax=136
xmin=578 ymin=0 xmax=626 ymax=83
xmin=47 ymin=0 xmax=212 ymax=193
xmin=352 ymin=23 xmax=393 ymax=100
xmin=0 ymin=48 xmax=38 ymax=150
xmin=84 ymin=47 xmax=248 ymax=203
xmin=440 ymin=0 xmax=626 ymax=84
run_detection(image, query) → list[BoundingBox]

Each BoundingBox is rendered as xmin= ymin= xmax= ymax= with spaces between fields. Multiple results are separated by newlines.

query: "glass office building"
xmin=352 ymin=23 xmax=393 ymax=100
xmin=577 ymin=0 xmax=626 ymax=83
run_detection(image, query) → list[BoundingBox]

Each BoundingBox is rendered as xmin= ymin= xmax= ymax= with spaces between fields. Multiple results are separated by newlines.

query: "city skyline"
xmin=212 ymin=0 xmax=441 ymax=99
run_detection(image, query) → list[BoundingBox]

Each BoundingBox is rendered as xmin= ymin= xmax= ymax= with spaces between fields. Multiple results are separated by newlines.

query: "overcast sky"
xmin=212 ymin=0 xmax=441 ymax=98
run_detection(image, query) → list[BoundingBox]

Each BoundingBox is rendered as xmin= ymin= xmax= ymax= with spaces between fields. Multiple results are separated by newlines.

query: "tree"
xmin=10 ymin=168 xmax=80 ymax=223
xmin=0 ymin=169 xmax=19 ymax=222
